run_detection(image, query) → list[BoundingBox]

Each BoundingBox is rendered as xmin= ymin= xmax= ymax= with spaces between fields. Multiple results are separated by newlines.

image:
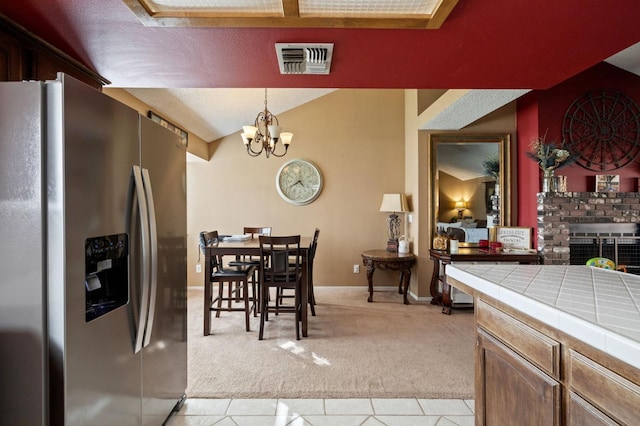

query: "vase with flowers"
xmin=526 ymin=132 xmax=577 ymax=192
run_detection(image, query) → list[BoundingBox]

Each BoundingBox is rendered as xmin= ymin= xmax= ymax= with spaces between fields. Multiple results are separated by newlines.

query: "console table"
xmin=361 ymin=250 xmax=416 ymax=304
xmin=429 ymin=248 xmax=541 ymax=314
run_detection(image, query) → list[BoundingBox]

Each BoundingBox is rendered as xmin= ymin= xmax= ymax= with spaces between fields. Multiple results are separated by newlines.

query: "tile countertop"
xmin=446 ymin=264 xmax=640 ymax=370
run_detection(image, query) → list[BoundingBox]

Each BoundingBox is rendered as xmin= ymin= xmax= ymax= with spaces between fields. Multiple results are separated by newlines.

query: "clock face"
xmin=562 ymin=89 xmax=640 ymax=171
xmin=276 ymin=158 xmax=323 ymax=205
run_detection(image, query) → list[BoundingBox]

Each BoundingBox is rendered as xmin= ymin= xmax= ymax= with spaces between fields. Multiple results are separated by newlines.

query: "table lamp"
xmin=455 ymin=200 xmax=467 ymax=219
xmin=379 ymin=193 xmax=409 ymax=252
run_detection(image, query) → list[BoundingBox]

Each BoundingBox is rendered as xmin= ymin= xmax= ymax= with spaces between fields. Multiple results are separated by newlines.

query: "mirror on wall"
xmin=429 ymin=133 xmax=511 ymax=246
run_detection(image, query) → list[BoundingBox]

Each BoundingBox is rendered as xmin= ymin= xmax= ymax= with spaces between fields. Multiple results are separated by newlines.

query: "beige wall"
xmin=187 ymin=90 xmax=407 ymax=288
xmin=438 ymin=172 xmax=489 ymax=222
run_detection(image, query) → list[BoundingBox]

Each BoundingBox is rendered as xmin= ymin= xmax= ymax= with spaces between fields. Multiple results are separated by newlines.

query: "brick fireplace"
xmin=537 ymin=192 xmax=640 ymax=266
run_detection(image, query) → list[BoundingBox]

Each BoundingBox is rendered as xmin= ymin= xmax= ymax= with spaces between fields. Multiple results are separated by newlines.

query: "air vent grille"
xmin=275 ymin=43 xmax=333 ymax=75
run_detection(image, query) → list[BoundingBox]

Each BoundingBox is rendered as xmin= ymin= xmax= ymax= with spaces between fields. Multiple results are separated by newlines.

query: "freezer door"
xmin=139 ymin=116 xmax=187 ymax=424
xmin=0 ymin=82 xmax=47 ymax=425
xmin=47 ymin=75 xmax=142 ymax=425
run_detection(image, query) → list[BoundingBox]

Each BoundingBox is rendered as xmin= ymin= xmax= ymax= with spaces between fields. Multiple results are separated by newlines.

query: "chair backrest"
xmin=200 ymin=230 xmax=223 ymax=271
xmin=199 ymin=230 xmax=219 ymax=252
xmin=309 ymin=228 xmax=320 ymax=262
xmin=244 ymin=227 xmax=272 ymax=238
xmin=259 ymin=235 xmax=301 ymax=283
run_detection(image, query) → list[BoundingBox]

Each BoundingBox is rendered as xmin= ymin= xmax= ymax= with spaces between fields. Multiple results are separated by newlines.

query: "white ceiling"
xmin=438 ymin=143 xmax=498 ymax=181
xmin=124 ymin=42 xmax=640 ymax=145
xmin=126 ymin=87 xmax=336 ymax=142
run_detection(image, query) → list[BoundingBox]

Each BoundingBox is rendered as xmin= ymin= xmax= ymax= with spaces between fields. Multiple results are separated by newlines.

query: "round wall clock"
xmin=562 ymin=89 xmax=640 ymax=171
xmin=276 ymin=158 xmax=323 ymax=205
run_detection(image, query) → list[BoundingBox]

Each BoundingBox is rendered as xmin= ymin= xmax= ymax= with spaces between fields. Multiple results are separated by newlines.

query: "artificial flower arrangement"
xmin=526 ymin=133 xmax=577 ymax=172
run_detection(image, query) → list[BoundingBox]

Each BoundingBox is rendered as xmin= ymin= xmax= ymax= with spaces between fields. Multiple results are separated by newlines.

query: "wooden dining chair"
xmin=204 ymin=230 xmax=257 ymax=333
xmin=307 ymin=228 xmax=320 ymax=315
xmin=228 ymin=227 xmax=272 ymax=314
xmin=258 ymin=235 xmax=303 ymax=340
xmin=278 ymin=228 xmax=320 ymax=316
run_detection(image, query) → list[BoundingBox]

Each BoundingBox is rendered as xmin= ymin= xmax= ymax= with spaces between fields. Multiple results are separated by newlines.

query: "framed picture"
xmin=492 ymin=226 xmax=532 ymax=249
xmin=595 ymin=175 xmax=619 ymax=192
xmin=148 ymin=111 xmax=188 ymax=148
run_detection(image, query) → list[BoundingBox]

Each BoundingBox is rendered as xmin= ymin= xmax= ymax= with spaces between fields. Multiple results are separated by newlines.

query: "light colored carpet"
xmin=186 ymin=286 xmax=475 ymax=399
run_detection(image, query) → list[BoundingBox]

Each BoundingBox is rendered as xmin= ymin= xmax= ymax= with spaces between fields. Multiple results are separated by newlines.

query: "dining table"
xmin=204 ymin=236 xmax=313 ymax=337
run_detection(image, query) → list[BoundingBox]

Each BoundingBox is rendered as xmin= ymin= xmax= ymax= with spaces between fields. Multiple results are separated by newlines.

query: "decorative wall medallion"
xmin=562 ymin=89 xmax=640 ymax=171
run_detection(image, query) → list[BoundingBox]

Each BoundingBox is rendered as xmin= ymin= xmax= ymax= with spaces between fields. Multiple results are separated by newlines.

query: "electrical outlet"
xmin=196 ymin=263 xmax=202 ymax=273
xmin=408 ymin=214 xmax=413 ymax=223
xmin=353 ymin=264 xmax=360 ymax=273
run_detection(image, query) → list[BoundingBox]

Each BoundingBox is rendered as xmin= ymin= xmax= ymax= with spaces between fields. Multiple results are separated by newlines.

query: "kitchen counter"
xmin=447 ymin=264 xmax=640 ymax=369
xmin=447 ymin=264 xmax=640 ymax=424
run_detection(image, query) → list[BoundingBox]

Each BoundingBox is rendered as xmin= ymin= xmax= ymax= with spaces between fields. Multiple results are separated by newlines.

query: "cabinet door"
xmin=476 ymin=328 xmax=561 ymax=425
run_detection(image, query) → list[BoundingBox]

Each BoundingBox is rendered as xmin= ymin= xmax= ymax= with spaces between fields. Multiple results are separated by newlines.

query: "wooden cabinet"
xmin=476 ymin=300 xmax=561 ymax=425
xmin=0 ymin=16 xmax=107 ymax=88
xmin=473 ymin=298 xmax=640 ymax=425
xmin=0 ymin=30 xmax=22 ymax=81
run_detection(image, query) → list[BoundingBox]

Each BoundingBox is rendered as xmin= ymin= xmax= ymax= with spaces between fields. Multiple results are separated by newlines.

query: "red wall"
xmin=516 ymin=62 xmax=640 ymax=230
xmin=516 ymin=93 xmax=542 ymax=228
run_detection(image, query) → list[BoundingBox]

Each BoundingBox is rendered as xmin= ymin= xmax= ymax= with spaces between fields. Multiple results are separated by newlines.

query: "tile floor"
xmin=165 ymin=398 xmax=475 ymax=425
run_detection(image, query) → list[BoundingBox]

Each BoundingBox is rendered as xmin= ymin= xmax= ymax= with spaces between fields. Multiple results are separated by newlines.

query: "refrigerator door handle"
xmin=132 ymin=165 xmax=151 ymax=354
xmin=141 ymin=167 xmax=158 ymax=348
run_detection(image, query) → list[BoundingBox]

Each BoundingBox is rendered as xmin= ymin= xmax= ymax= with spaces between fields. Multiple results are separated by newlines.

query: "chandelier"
xmin=241 ymin=88 xmax=293 ymax=158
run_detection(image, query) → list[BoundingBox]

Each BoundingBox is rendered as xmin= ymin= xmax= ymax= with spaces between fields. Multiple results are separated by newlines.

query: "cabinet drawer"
xmin=569 ymin=350 xmax=640 ymax=425
xmin=568 ymin=392 xmax=618 ymax=426
xmin=477 ymin=299 xmax=560 ymax=378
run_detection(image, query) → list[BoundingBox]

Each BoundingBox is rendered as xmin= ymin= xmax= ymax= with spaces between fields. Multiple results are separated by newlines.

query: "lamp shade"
xmin=379 ymin=193 xmax=409 ymax=213
xmin=455 ymin=200 xmax=467 ymax=210
xmin=280 ymin=132 xmax=293 ymax=146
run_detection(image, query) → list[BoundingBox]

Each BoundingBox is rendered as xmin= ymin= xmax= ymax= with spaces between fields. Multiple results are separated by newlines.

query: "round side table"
xmin=361 ymin=250 xmax=416 ymax=304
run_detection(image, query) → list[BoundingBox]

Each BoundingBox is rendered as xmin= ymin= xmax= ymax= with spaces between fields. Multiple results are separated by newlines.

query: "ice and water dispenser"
xmin=85 ymin=234 xmax=129 ymax=322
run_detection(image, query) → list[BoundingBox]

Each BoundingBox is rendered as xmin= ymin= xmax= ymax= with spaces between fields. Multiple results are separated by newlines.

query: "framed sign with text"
xmin=493 ymin=226 xmax=532 ymax=249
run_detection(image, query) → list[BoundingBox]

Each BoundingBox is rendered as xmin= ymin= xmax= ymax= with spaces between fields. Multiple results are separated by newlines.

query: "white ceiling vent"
xmin=275 ymin=43 xmax=333 ymax=75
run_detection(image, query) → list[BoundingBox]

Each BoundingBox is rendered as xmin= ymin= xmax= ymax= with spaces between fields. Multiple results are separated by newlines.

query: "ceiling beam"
xmin=282 ymin=0 xmax=300 ymax=18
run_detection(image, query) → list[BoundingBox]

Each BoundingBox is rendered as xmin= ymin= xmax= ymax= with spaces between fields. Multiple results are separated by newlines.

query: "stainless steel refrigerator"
xmin=0 ymin=74 xmax=187 ymax=425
